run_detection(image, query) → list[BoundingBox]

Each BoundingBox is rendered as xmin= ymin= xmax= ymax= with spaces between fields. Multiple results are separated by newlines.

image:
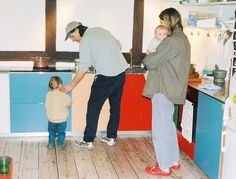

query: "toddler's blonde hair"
xmin=49 ymin=76 xmax=63 ymax=90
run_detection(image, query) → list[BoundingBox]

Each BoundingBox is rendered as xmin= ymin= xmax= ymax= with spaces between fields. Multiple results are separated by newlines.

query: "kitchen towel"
xmin=200 ymin=84 xmax=222 ymax=91
xmin=55 ymin=62 xmax=75 ymax=70
xmin=181 ymin=100 xmax=194 ymax=143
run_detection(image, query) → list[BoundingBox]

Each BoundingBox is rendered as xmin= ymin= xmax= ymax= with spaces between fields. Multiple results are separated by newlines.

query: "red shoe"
xmin=145 ymin=165 xmax=171 ymax=176
xmin=171 ymin=163 xmax=181 ymax=170
xmin=156 ymin=161 xmax=181 ymax=170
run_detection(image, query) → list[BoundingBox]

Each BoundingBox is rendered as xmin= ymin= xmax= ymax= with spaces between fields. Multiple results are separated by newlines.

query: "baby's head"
xmin=154 ymin=25 xmax=170 ymax=41
xmin=49 ymin=76 xmax=63 ymax=90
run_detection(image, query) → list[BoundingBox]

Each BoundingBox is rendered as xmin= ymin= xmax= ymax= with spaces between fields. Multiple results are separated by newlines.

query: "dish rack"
xmin=231 ymin=10 xmax=236 ymax=76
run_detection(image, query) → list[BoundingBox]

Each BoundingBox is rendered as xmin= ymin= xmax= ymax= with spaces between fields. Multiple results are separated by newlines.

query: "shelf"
xmin=181 ymin=1 xmax=236 ymax=6
xmin=184 ymin=26 xmax=236 ymax=32
xmin=184 ymin=26 xmax=219 ymax=30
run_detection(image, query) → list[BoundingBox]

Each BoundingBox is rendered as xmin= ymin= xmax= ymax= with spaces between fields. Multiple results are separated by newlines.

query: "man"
xmin=63 ymin=21 xmax=129 ymax=148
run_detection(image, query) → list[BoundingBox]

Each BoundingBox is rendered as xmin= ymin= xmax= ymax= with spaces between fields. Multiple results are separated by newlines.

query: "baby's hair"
xmin=49 ymin=76 xmax=63 ymax=90
xmin=155 ymin=25 xmax=170 ymax=35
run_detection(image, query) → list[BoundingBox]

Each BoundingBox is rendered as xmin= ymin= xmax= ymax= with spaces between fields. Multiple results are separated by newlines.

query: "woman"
xmin=143 ymin=8 xmax=190 ymax=176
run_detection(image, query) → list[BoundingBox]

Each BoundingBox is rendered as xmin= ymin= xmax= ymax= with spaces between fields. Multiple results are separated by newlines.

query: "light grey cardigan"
xmin=142 ymin=27 xmax=190 ymax=104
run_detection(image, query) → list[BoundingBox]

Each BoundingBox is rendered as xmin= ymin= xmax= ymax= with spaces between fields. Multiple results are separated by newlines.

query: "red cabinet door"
xmin=119 ymin=74 xmax=152 ymax=131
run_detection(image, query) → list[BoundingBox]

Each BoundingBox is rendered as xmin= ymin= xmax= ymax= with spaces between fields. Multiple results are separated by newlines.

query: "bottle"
xmin=188 ymin=11 xmax=197 ymax=26
xmin=74 ymin=58 xmax=80 ymax=71
xmin=202 ymin=57 xmax=212 ymax=76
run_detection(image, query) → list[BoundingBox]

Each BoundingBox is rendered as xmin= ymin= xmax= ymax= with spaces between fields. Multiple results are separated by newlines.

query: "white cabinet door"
xmin=0 ymin=73 xmax=10 ymax=133
xmin=222 ymin=121 xmax=236 ymax=179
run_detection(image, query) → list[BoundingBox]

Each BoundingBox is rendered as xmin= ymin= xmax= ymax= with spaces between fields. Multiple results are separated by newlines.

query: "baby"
xmin=147 ymin=25 xmax=170 ymax=55
xmin=45 ymin=76 xmax=72 ymax=150
xmin=144 ymin=25 xmax=170 ymax=79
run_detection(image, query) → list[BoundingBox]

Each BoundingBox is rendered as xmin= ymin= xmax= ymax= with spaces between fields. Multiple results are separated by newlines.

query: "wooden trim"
xmin=0 ymin=52 xmax=46 ymax=60
xmin=132 ymin=0 xmax=144 ymax=66
xmin=0 ymin=0 xmax=145 ymax=64
xmin=54 ymin=52 xmax=131 ymax=63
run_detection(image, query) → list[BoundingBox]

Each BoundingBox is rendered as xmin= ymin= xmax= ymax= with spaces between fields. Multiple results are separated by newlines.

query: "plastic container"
xmin=0 ymin=156 xmax=11 ymax=175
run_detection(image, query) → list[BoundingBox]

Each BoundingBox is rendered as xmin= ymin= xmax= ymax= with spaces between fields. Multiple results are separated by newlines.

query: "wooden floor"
xmin=0 ymin=136 xmax=208 ymax=179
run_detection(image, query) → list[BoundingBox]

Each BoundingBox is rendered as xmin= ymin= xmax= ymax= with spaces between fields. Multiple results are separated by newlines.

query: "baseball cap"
xmin=65 ymin=21 xmax=81 ymax=41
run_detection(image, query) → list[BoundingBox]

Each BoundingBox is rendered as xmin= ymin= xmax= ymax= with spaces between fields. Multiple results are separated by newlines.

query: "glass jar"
xmin=74 ymin=58 xmax=80 ymax=71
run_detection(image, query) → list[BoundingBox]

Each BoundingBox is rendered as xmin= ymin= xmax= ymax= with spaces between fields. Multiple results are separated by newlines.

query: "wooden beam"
xmin=45 ymin=0 xmax=56 ymax=58
xmin=131 ymin=0 xmax=144 ymax=67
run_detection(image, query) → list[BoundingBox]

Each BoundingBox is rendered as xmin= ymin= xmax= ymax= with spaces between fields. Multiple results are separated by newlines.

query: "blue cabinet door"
xmin=11 ymin=103 xmax=48 ymax=132
xmin=194 ymin=92 xmax=223 ymax=179
xmin=10 ymin=73 xmax=72 ymax=132
xmin=10 ymin=73 xmax=71 ymax=103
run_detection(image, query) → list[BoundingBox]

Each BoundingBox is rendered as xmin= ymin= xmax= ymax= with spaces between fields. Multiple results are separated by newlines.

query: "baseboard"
xmin=0 ymin=130 xmax=151 ymax=138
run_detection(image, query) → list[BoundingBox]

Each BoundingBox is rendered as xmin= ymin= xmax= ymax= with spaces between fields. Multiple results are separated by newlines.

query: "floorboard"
xmin=71 ymin=139 xmax=98 ymax=179
xmin=19 ymin=141 xmax=39 ymax=179
xmin=0 ymin=136 xmax=209 ymax=179
xmin=39 ymin=141 xmax=58 ymax=179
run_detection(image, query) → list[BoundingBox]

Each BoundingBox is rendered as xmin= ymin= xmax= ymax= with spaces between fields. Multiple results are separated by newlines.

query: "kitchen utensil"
xmin=213 ymin=64 xmax=227 ymax=83
xmin=0 ymin=156 xmax=11 ymax=174
xmin=189 ymin=64 xmax=196 ymax=74
xmin=31 ymin=56 xmax=50 ymax=68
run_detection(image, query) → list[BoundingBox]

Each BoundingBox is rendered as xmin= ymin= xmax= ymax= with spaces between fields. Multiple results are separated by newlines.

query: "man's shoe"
xmin=171 ymin=163 xmax=181 ymax=170
xmin=75 ymin=140 xmax=94 ymax=149
xmin=145 ymin=165 xmax=171 ymax=176
xmin=100 ymin=136 xmax=116 ymax=146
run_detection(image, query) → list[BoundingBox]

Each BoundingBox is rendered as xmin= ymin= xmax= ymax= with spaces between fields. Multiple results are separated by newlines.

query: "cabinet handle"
xmin=39 ymin=102 xmax=44 ymax=105
xmin=221 ymin=130 xmax=227 ymax=153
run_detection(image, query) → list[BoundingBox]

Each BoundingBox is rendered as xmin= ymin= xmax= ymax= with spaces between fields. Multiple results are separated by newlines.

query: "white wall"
xmin=184 ymin=28 xmax=233 ymax=75
xmin=143 ymin=0 xmax=235 ymax=75
xmin=0 ymin=0 xmax=45 ymax=51
xmin=56 ymin=0 xmax=134 ymax=52
xmin=0 ymin=0 xmax=234 ymax=70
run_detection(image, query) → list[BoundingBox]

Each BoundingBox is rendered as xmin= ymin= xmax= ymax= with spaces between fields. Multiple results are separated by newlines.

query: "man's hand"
xmin=60 ymin=70 xmax=86 ymax=93
xmin=60 ymin=84 xmax=74 ymax=93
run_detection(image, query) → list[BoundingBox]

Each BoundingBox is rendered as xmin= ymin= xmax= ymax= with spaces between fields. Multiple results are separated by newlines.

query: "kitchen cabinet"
xmin=177 ymin=86 xmax=198 ymax=160
xmin=167 ymin=0 xmax=236 ymax=30
xmin=119 ymin=74 xmax=152 ymax=130
xmin=194 ymin=92 xmax=224 ymax=179
xmin=221 ymin=120 xmax=236 ymax=179
xmin=0 ymin=73 xmax=10 ymax=133
xmin=71 ymin=73 xmax=110 ymax=132
xmin=72 ymin=73 xmax=153 ymax=132
xmin=179 ymin=1 xmax=236 ymax=13
xmin=10 ymin=73 xmax=72 ymax=133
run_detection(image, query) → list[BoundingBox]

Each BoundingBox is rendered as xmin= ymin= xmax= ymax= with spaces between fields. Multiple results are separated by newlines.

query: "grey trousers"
xmin=151 ymin=93 xmax=179 ymax=169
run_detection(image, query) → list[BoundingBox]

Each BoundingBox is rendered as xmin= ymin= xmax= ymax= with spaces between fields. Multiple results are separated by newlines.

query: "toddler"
xmin=145 ymin=25 xmax=170 ymax=79
xmin=45 ymin=76 xmax=72 ymax=150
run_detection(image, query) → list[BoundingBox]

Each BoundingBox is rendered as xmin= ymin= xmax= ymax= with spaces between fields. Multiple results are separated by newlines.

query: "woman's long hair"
xmin=159 ymin=8 xmax=183 ymax=33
